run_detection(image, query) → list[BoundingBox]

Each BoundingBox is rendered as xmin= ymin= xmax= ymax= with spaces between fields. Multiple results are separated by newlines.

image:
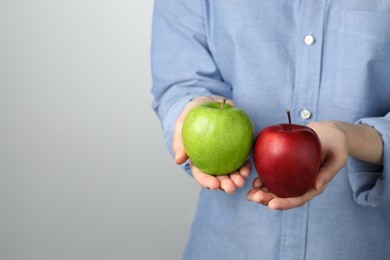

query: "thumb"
xmin=173 ymin=119 xmax=188 ymax=165
xmin=173 ymin=136 xmax=188 ymax=164
xmin=172 ymin=96 xmax=222 ymax=165
xmin=314 ymin=149 xmax=347 ymax=192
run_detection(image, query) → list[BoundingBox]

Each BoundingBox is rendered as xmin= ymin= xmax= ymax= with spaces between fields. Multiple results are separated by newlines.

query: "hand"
xmin=173 ymin=96 xmax=252 ymax=194
xmin=247 ymin=121 xmax=349 ymax=210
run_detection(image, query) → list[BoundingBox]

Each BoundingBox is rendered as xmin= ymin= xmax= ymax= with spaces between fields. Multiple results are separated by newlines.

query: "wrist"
xmin=332 ymin=120 xmax=383 ymax=165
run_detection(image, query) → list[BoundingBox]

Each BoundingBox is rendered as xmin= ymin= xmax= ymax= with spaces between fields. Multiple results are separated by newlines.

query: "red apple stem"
xmin=221 ymin=98 xmax=227 ymax=110
xmin=286 ymin=109 xmax=292 ymax=131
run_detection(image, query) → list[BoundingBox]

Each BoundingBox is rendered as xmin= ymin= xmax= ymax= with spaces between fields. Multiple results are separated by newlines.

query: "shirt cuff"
xmin=348 ymin=115 xmax=390 ymax=207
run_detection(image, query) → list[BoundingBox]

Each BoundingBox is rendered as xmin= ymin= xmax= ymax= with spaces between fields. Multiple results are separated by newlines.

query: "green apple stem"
xmin=221 ymin=98 xmax=227 ymax=110
xmin=286 ymin=109 xmax=292 ymax=131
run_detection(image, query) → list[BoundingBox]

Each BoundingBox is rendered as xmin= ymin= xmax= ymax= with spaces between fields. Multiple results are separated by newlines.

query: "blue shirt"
xmin=151 ymin=1 xmax=390 ymax=259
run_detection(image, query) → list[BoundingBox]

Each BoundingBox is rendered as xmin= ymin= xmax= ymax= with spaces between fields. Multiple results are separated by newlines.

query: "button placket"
xmin=292 ymin=2 xmax=326 ymax=124
xmin=285 ymin=1 xmax=328 ymax=258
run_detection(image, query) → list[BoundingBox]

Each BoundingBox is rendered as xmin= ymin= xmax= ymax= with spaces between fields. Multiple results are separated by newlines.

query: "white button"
xmin=304 ymin=34 xmax=315 ymax=45
xmin=300 ymin=109 xmax=312 ymax=120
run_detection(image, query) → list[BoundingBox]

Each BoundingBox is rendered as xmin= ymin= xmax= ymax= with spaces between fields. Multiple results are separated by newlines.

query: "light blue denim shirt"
xmin=151 ymin=1 xmax=390 ymax=259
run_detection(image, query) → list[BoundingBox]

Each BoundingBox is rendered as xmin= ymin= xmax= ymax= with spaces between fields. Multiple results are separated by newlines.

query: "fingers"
xmin=247 ymin=189 xmax=276 ymax=206
xmin=217 ymin=175 xmax=238 ymax=194
xmin=246 ymin=177 xmax=274 ymax=206
xmin=247 ymin=148 xmax=347 ymax=210
xmin=267 ymin=152 xmax=342 ymax=210
xmin=192 ymin=161 xmax=252 ymax=194
xmin=247 ymin=183 xmax=318 ymax=210
xmin=247 ymin=169 xmax=331 ymax=210
xmin=239 ymin=160 xmax=252 ymax=179
xmin=266 ymin=189 xmax=318 ymax=210
xmin=192 ymin=166 xmax=220 ymax=190
xmin=217 ymin=161 xmax=252 ymax=193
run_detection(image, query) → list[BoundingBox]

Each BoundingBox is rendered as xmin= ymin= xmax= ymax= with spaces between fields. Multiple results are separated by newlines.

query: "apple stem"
xmin=221 ymin=98 xmax=227 ymax=110
xmin=286 ymin=109 xmax=292 ymax=131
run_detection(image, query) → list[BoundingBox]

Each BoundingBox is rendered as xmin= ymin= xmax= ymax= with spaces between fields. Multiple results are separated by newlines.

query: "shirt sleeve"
xmin=151 ymin=0 xmax=232 ymax=163
xmin=348 ymin=112 xmax=390 ymax=207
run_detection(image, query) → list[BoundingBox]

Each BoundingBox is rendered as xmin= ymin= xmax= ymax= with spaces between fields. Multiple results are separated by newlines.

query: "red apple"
xmin=253 ymin=110 xmax=321 ymax=198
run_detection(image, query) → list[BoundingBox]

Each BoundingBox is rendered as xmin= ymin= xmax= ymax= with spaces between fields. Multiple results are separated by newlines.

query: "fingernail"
xmin=242 ymin=170 xmax=251 ymax=179
xmin=267 ymin=201 xmax=279 ymax=210
xmin=174 ymin=154 xmax=179 ymax=164
xmin=209 ymin=185 xmax=218 ymax=191
xmin=316 ymin=179 xmax=326 ymax=192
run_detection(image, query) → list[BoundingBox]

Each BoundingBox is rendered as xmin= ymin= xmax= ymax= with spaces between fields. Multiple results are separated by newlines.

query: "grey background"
xmin=0 ymin=1 xmax=200 ymax=259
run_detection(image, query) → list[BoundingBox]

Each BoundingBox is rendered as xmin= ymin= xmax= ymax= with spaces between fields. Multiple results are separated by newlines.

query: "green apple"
xmin=182 ymin=99 xmax=254 ymax=175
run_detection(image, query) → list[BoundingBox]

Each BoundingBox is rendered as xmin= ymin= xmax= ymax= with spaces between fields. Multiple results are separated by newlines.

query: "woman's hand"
xmin=247 ymin=121 xmax=350 ymax=210
xmin=173 ymin=96 xmax=252 ymax=194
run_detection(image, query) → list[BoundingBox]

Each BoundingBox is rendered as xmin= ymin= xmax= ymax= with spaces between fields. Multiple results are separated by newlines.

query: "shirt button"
xmin=300 ymin=109 xmax=312 ymax=120
xmin=304 ymin=34 xmax=315 ymax=45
